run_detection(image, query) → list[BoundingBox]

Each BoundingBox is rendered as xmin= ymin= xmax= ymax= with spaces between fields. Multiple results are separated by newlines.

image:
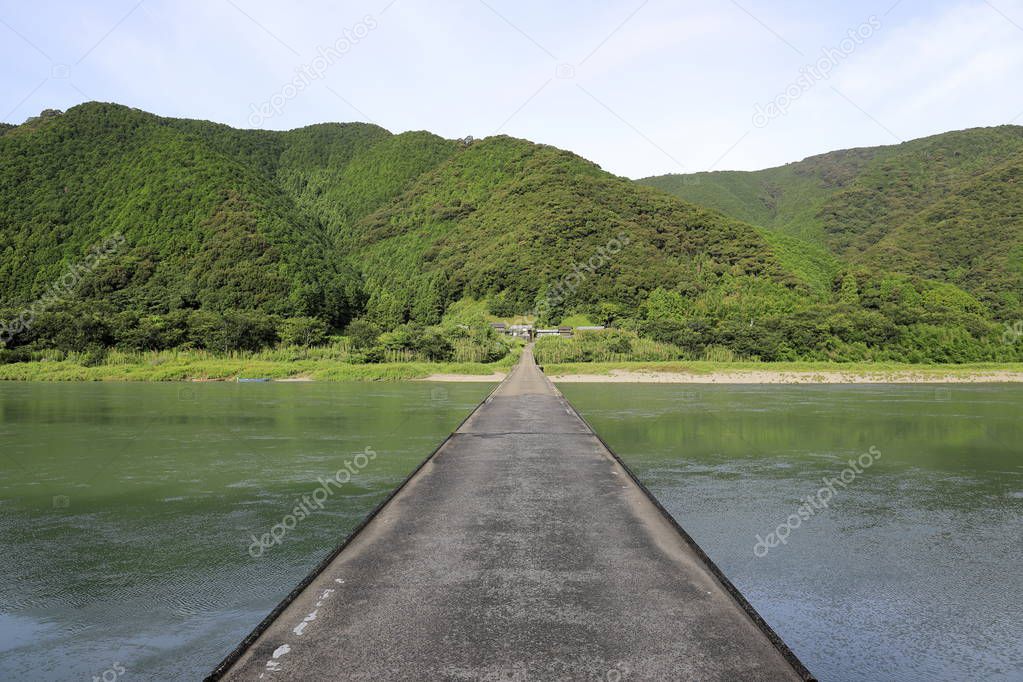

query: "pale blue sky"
xmin=2 ymin=0 xmax=1022 ymax=177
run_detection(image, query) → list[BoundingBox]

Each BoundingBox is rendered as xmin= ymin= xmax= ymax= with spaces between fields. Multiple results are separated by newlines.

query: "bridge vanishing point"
xmin=209 ymin=347 xmax=814 ymax=681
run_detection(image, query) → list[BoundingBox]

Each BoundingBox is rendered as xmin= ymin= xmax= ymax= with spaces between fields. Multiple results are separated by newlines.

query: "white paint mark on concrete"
xmin=303 ymin=610 xmax=318 ymax=622
xmin=293 ymin=622 xmax=308 ymax=636
xmin=263 ymin=644 xmax=291 ymax=672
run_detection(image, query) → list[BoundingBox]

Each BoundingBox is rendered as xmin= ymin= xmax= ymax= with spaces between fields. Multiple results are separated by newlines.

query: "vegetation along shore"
xmin=2 ymin=106 xmax=1022 ymax=378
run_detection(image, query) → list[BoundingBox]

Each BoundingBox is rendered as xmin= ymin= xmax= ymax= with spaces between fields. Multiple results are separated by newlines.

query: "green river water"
xmin=560 ymin=383 xmax=1023 ymax=681
xmin=0 ymin=381 xmax=494 ymax=680
xmin=1 ymin=381 xmax=1020 ymax=680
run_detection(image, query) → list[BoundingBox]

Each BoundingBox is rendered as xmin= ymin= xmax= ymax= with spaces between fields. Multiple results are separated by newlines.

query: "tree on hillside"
xmin=839 ymin=272 xmax=860 ymax=306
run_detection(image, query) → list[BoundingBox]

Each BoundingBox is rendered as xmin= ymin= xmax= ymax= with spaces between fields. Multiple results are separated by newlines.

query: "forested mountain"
xmin=350 ymin=135 xmax=806 ymax=323
xmin=0 ymin=103 xmax=1017 ymax=362
xmin=639 ymin=126 xmax=1023 ymax=319
xmin=0 ymin=104 xmax=463 ymax=326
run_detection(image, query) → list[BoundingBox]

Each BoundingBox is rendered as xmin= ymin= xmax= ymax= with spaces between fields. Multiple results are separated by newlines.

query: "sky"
xmin=2 ymin=0 xmax=1023 ymax=178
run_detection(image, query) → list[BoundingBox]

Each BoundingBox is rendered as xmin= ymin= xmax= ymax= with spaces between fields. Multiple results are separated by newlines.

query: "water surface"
xmin=4 ymin=381 xmax=1021 ymax=680
xmin=0 ymin=381 xmax=494 ymax=680
xmin=560 ymin=383 xmax=1023 ymax=681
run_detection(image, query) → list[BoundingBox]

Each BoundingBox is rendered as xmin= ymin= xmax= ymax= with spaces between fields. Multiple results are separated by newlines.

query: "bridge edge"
xmin=204 ymin=375 xmax=509 ymax=681
xmin=546 ymin=376 xmax=818 ymax=682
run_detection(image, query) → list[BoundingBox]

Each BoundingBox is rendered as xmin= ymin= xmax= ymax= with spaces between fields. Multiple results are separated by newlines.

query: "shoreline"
xmin=544 ymin=369 xmax=1023 ymax=384
xmin=2 ymin=359 xmax=1022 ymax=384
xmin=418 ymin=372 xmax=507 ymax=382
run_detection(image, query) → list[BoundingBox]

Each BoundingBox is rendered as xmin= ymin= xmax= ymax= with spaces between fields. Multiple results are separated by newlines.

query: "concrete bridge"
xmin=210 ymin=348 xmax=813 ymax=680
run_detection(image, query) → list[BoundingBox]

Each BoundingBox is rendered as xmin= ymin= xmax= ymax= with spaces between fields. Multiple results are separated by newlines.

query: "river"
xmin=1 ymin=381 xmax=1020 ymax=680
xmin=562 ymin=383 xmax=1023 ymax=681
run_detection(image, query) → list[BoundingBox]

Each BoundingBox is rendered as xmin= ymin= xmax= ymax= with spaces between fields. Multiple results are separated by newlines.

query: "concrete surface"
xmin=214 ymin=348 xmax=812 ymax=681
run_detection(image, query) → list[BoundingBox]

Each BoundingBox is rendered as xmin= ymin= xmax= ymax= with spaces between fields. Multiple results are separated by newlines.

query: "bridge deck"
xmin=214 ymin=348 xmax=811 ymax=680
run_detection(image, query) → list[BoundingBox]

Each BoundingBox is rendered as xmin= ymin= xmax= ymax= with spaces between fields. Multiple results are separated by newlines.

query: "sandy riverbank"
xmin=419 ymin=373 xmax=508 ymax=382
xmin=542 ymin=369 xmax=1023 ymax=384
xmin=4 ymin=358 xmax=1020 ymax=384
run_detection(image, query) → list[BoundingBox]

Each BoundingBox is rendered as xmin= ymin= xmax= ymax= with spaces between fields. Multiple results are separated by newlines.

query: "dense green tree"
xmin=344 ymin=319 xmax=381 ymax=349
xmin=640 ymin=126 xmax=1023 ymax=320
xmin=643 ymin=288 xmax=688 ymax=321
xmin=366 ymin=290 xmax=406 ymax=329
xmin=1 ymin=103 xmax=1017 ymax=362
xmin=838 ymin=272 xmax=860 ymax=306
xmin=278 ymin=316 xmax=328 ymax=347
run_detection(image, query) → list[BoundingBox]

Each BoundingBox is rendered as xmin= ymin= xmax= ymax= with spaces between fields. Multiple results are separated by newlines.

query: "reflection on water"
xmin=0 ymin=381 xmax=494 ymax=680
xmin=561 ymin=383 xmax=1023 ymax=682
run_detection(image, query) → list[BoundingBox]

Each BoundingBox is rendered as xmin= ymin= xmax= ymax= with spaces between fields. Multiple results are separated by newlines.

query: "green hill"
xmin=0 ymin=104 xmax=359 ymax=324
xmin=639 ymin=126 xmax=1023 ymax=318
xmin=347 ymin=135 xmax=808 ymax=324
xmin=0 ymin=103 xmax=1016 ymax=363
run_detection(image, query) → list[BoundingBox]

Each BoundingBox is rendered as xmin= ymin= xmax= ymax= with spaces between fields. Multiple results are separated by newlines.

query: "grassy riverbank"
xmin=543 ymin=361 xmax=1023 ymax=383
xmin=0 ymin=351 xmax=517 ymax=382
xmin=2 ymin=353 xmax=1023 ymax=383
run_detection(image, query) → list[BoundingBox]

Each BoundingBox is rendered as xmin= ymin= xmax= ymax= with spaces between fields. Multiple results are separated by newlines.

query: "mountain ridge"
xmin=0 ymin=102 xmax=1017 ymax=362
xmin=639 ymin=125 xmax=1023 ymax=318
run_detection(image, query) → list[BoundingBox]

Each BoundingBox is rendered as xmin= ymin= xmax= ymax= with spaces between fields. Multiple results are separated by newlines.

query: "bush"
xmin=605 ymin=331 xmax=632 ymax=354
xmin=0 ymin=348 xmax=36 ymax=364
xmin=115 ymin=312 xmax=188 ymax=351
xmin=80 ymin=344 xmax=109 ymax=367
xmin=418 ymin=330 xmax=455 ymax=361
xmin=222 ymin=310 xmax=278 ymax=351
xmin=534 ymin=330 xmax=684 ymax=363
xmin=278 ymin=317 xmax=328 ymax=347
xmin=185 ymin=309 xmax=278 ymax=352
xmin=20 ymin=305 xmax=115 ymax=351
xmin=345 ymin=319 xmax=382 ymax=349
xmin=639 ymin=319 xmax=709 ymax=355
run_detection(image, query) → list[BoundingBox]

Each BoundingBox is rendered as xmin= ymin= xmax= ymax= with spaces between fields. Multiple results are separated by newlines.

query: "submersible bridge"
xmin=209 ymin=348 xmax=813 ymax=680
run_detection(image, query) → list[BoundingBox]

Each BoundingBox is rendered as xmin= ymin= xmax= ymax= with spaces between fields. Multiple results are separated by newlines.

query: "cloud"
xmin=834 ymin=0 xmax=1023 ymax=133
xmin=2 ymin=0 xmax=1020 ymax=176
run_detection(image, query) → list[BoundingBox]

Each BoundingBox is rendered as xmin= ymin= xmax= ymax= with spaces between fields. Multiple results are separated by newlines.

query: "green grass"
xmin=533 ymin=332 xmax=685 ymax=364
xmin=0 ymin=347 xmax=518 ymax=382
xmin=3 ymin=347 xmax=1019 ymax=382
xmin=542 ymin=360 xmax=1023 ymax=378
xmin=558 ymin=313 xmax=596 ymax=327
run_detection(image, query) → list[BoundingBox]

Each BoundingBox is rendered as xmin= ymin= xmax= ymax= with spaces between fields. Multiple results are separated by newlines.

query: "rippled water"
xmin=560 ymin=383 xmax=1023 ymax=681
xmin=0 ymin=381 xmax=495 ymax=680
xmin=4 ymin=381 xmax=1021 ymax=680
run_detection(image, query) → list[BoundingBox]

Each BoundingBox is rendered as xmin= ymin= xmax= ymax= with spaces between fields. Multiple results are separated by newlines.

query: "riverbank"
xmin=3 ymin=358 xmax=1023 ymax=383
xmin=541 ymin=361 xmax=1023 ymax=383
xmin=0 ymin=358 xmax=511 ymax=382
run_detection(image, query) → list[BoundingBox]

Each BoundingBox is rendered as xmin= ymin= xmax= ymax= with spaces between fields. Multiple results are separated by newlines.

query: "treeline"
xmin=534 ymin=268 xmax=1023 ymax=363
xmin=0 ymin=303 xmax=319 ymax=356
xmin=639 ymin=125 xmax=1023 ymax=321
xmin=0 ymin=301 xmax=514 ymax=365
xmin=2 ymin=104 xmax=1020 ymax=366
